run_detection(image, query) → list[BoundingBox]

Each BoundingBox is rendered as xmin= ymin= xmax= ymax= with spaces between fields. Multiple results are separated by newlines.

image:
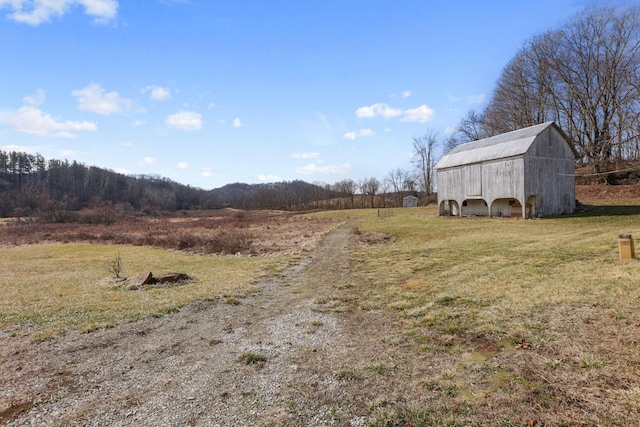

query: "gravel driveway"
xmin=1 ymin=224 xmax=395 ymax=426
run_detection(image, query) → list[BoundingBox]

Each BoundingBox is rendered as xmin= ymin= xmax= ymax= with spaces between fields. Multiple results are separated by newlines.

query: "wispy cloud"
xmin=258 ymin=174 xmax=281 ymax=182
xmin=143 ymin=85 xmax=171 ymax=101
xmin=23 ymin=88 xmax=46 ymax=106
xmin=295 ymin=162 xmax=350 ymax=176
xmin=176 ymin=162 xmax=188 ymax=169
xmin=201 ymin=166 xmax=212 ymax=177
xmin=0 ymin=106 xmax=97 ymax=137
xmin=448 ymin=93 xmax=486 ymax=105
xmin=0 ymin=0 xmax=119 ymax=25
xmin=73 ymin=83 xmax=133 ymax=115
xmin=355 ymin=102 xmax=434 ymax=123
xmin=343 ymin=128 xmax=374 ymax=140
xmin=166 ymin=110 xmax=202 ymax=131
xmin=401 ymin=90 xmax=412 ymax=98
xmin=233 ymin=117 xmax=242 ymax=128
xmin=140 ymin=156 xmax=155 ymax=165
xmin=291 ymin=152 xmax=320 ymax=159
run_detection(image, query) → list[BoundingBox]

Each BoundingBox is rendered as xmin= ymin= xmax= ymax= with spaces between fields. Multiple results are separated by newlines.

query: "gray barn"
xmin=435 ymin=122 xmax=575 ymax=218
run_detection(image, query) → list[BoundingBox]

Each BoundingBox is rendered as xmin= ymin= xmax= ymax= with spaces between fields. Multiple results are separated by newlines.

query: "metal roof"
xmin=435 ymin=122 xmax=559 ymax=170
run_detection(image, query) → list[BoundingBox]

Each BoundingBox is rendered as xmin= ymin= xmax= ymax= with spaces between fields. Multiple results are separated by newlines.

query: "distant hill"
xmin=0 ymin=150 xmax=342 ymax=218
xmin=209 ymin=180 xmax=337 ymax=210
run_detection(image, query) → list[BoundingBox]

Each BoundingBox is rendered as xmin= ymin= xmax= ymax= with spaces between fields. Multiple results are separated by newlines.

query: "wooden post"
xmin=619 ymin=234 xmax=635 ymax=260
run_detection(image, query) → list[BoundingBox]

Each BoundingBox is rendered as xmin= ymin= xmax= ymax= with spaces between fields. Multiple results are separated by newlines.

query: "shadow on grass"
xmin=568 ymin=204 xmax=640 ymax=217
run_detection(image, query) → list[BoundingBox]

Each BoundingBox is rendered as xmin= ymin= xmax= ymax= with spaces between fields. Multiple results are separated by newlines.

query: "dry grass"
xmin=0 ymin=243 xmax=287 ymax=338
xmin=0 ymin=210 xmax=342 ymax=339
xmin=313 ymin=203 xmax=640 ymax=425
xmin=0 ymin=209 xmax=337 ymax=256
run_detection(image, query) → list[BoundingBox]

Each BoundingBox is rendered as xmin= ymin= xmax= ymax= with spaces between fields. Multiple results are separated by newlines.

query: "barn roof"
xmin=435 ymin=122 xmax=565 ymax=170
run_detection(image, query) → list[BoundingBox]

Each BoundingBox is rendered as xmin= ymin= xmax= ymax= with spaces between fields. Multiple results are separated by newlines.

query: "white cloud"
xmin=166 ymin=110 xmax=202 ymax=131
xmin=176 ymin=162 xmax=188 ymax=169
xmin=355 ymin=102 xmax=435 ymax=123
xmin=402 ymin=90 xmax=412 ymax=98
xmin=131 ymin=119 xmax=145 ymax=127
xmin=258 ymin=174 xmax=281 ymax=182
xmin=23 ymin=88 xmax=46 ymax=106
xmin=291 ymin=152 xmax=320 ymax=160
xmin=356 ymin=103 xmax=402 ymax=119
xmin=207 ymin=103 xmax=217 ymax=110
xmin=143 ymin=85 xmax=171 ymax=101
xmin=0 ymin=0 xmax=118 ymax=25
xmin=343 ymin=128 xmax=374 ymax=140
xmin=400 ymin=104 xmax=434 ymax=123
xmin=141 ymin=156 xmax=155 ymax=165
xmin=233 ymin=117 xmax=242 ymax=128
xmin=0 ymin=106 xmax=97 ymax=137
xmin=201 ymin=166 xmax=212 ymax=177
xmin=295 ymin=162 xmax=351 ymax=176
xmin=73 ymin=83 xmax=133 ymax=115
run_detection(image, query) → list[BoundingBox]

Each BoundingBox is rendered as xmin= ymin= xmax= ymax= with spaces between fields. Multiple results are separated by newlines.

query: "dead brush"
xmin=204 ymin=230 xmax=252 ymax=254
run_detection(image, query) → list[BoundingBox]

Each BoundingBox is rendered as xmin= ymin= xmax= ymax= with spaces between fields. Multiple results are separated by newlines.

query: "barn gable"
xmin=435 ymin=122 xmax=575 ymax=218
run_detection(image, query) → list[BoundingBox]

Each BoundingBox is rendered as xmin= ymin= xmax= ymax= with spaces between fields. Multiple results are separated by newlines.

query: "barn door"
xmin=466 ymin=164 xmax=482 ymax=197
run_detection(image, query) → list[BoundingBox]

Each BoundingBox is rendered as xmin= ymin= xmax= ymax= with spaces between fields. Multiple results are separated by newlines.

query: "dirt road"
xmin=1 ymin=224 xmax=406 ymax=426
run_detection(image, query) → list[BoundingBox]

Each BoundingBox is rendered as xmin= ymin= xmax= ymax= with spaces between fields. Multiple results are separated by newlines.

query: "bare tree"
xmin=479 ymin=6 xmax=640 ymax=175
xmin=361 ymin=177 xmax=380 ymax=208
xmin=412 ymin=130 xmax=438 ymax=195
xmin=386 ymin=168 xmax=409 ymax=207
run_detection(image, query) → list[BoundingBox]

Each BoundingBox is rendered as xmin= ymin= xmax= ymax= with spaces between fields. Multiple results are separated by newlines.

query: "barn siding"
xmin=436 ymin=122 xmax=575 ymax=218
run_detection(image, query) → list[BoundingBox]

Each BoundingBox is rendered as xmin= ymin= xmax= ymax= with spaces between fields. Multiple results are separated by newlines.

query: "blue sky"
xmin=0 ymin=0 xmax=629 ymax=189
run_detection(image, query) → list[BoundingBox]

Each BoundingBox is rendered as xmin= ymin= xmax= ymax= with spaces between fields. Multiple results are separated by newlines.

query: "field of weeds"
xmin=0 ymin=209 xmax=337 ymax=256
xmin=0 ymin=209 xmax=343 ymax=338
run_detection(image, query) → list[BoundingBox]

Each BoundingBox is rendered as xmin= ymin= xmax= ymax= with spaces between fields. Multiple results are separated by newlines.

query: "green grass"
xmin=0 ymin=243 xmax=287 ymax=334
xmin=239 ymin=352 xmax=268 ymax=365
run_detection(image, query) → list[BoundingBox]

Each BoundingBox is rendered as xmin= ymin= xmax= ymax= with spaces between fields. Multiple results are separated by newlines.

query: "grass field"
xmin=2 ymin=203 xmax=640 ymax=423
xmin=314 ymin=203 xmax=640 ymax=424
xmin=0 ymin=243 xmax=288 ymax=339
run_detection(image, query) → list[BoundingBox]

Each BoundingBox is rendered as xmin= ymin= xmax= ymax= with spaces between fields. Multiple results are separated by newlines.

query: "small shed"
xmin=435 ymin=122 xmax=575 ymax=218
xmin=403 ymin=195 xmax=418 ymax=208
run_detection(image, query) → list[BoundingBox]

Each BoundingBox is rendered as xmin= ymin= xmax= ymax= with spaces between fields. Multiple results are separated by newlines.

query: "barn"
xmin=435 ymin=122 xmax=575 ymax=218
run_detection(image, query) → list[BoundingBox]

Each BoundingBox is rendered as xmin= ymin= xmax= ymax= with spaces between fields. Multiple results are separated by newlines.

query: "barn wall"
xmin=524 ymin=156 xmax=575 ymax=216
xmin=436 ymin=157 xmax=526 ymax=210
xmin=480 ymin=157 xmax=525 ymax=203
xmin=524 ymin=127 xmax=575 ymax=216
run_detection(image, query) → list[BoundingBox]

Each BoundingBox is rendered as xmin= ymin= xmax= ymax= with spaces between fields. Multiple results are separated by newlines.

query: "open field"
xmin=1 ymin=188 xmax=640 ymax=425
xmin=0 ymin=210 xmax=344 ymax=338
xmin=311 ymin=197 xmax=640 ymax=425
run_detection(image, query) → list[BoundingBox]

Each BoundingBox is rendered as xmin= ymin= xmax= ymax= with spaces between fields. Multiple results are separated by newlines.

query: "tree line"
xmin=0 ymin=150 xmax=429 ymax=218
xmin=445 ymin=6 xmax=640 ymax=182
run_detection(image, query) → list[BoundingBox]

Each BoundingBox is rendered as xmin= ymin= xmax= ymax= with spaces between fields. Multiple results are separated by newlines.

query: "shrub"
xmin=239 ymin=352 xmax=267 ymax=365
